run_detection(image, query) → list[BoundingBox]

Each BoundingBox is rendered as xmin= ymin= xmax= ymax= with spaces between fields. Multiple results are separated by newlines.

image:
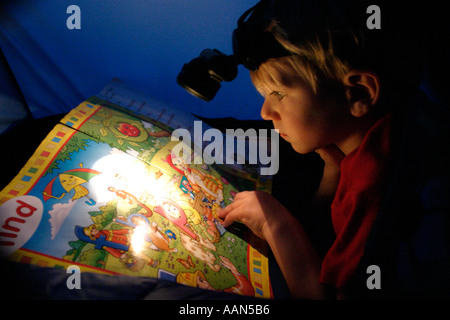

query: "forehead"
xmin=251 ymin=62 xmax=281 ymax=91
xmin=250 ymin=57 xmax=306 ymax=94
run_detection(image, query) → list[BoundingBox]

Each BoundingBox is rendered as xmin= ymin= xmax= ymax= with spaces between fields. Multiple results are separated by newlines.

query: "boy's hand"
xmin=218 ymin=190 xmax=289 ymax=240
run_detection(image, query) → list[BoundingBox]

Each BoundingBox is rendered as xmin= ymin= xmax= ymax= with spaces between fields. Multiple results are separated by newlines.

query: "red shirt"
xmin=320 ymin=113 xmax=394 ymax=289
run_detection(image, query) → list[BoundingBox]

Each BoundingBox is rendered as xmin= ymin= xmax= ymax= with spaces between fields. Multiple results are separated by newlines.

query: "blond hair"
xmin=247 ymin=0 xmax=422 ymax=110
xmin=250 ymin=20 xmax=355 ymax=95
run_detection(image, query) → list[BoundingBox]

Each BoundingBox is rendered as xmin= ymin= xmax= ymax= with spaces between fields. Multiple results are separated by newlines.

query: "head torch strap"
xmin=232 ymin=0 xmax=292 ymax=71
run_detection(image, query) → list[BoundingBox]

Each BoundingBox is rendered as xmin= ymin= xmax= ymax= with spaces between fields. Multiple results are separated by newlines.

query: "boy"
xmin=218 ymin=0 xmax=450 ymax=299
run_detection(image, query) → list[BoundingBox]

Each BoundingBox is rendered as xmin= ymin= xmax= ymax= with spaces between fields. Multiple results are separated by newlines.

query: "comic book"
xmin=0 ymin=94 xmax=273 ymax=298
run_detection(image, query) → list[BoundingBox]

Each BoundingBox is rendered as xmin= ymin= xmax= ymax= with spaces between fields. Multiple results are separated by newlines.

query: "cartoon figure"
xmin=153 ymin=197 xmax=198 ymax=239
xmin=108 ymin=187 xmax=153 ymax=217
xmin=113 ymin=214 xmax=177 ymax=253
xmin=158 ymin=256 xmax=255 ymax=296
xmin=190 ymin=190 xmax=223 ymax=242
xmin=118 ymin=251 xmax=159 ymax=271
xmin=147 ymin=221 xmax=177 ymax=253
xmin=43 ymin=163 xmax=100 ymax=205
xmin=82 ymin=224 xmax=132 ymax=248
xmin=164 ymin=151 xmax=224 ymax=204
xmin=179 ymin=232 xmax=220 ymax=272
xmin=75 ymin=224 xmax=159 ymax=271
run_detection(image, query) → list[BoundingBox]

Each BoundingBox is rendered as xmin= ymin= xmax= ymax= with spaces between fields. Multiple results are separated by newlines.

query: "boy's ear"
xmin=343 ymin=70 xmax=380 ymax=117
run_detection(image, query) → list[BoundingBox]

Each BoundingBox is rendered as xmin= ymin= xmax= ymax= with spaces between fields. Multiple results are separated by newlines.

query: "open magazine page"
xmin=96 ymin=78 xmax=202 ymax=133
xmin=0 ymin=97 xmax=273 ymax=298
xmin=97 ymin=78 xmax=275 ymax=178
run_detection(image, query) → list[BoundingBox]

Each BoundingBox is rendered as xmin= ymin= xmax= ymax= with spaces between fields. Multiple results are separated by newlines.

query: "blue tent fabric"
xmin=0 ymin=5 xmax=86 ymax=119
xmin=0 ymin=48 xmax=31 ymax=135
xmin=0 ymin=0 xmax=263 ymax=125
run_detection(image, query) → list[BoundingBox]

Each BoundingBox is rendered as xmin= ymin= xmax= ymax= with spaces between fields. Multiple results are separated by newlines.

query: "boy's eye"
xmin=270 ymin=91 xmax=286 ymax=100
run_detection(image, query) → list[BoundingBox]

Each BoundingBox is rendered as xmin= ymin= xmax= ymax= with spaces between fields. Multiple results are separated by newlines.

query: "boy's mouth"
xmin=274 ymin=128 xmax=288 ymax=139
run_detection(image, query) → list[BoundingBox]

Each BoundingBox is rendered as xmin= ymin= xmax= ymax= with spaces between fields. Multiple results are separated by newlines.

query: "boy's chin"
xmin=290 ymin=142 xmax=314 ymax=155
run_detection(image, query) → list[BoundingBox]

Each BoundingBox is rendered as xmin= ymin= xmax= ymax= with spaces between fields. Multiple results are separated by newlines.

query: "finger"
xmin=217 ymin=204 xmax=232 ymax=218
xmin=218 ymin=197 xmax=242 ymax=218
xmin=233 ymin=190 xmax=250 ymax=201
xmin=221 ymin=204 xmax=243 ymax=228
xmin=222 ymin=213 xmax=237 ymax=228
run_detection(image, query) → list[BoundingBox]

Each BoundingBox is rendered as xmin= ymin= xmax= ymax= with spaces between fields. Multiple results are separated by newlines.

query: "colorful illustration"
xmin=0 ymin=97 xmax=272 ymax=298
xmin=42 ymin=164 xmax=100 ymax=205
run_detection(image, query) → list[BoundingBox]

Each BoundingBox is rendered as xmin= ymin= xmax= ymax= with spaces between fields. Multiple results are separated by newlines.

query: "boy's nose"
xmin=260 ymin=99 xmax=278 ymax=121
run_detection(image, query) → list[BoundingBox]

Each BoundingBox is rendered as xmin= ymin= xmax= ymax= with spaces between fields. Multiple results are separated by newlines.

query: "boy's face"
xmin=254 ymin=77 xmax=352 ymax=154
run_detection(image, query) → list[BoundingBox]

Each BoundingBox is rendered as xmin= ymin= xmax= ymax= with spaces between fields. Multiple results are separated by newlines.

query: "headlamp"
xmin=176 ymin=49 xmax=238 ymax=102
xmin=177 ymin=0 xmax=291 ymax=101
